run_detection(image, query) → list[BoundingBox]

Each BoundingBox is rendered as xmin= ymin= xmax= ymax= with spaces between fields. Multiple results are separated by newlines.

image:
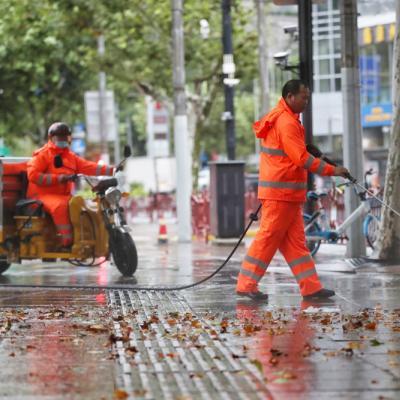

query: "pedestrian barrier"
xmin=191 ymin=191 xmax=210 ymax=242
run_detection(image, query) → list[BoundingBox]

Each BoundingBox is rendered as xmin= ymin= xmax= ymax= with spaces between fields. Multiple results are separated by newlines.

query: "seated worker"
xmin=27 ymin=122 xmax=114 ymax=249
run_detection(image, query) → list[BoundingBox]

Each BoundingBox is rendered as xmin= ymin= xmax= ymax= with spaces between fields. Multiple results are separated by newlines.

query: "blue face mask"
xmin=55 ymin=141 xmax=69 ymax=149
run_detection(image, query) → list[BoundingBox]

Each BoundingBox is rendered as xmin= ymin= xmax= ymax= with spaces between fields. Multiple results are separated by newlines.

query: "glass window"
xmin=333 ymin=37 xmax=341 ymax=54
xmin=332 ymin=0 xmax=339 ymax=10
xmin=319 ymin=59 xmax=330 ymax=75
xmin=319 ymin=79 xmax=331 ymax=92
xmin=317 ymin=3 xmax=328 ymax=12
xmin=334 ymin=57 xmax=341 ymax=74
xmin=335 ymin=78 xmax=341 ymax=91
xmin=318 ymin=39 xmax=330 ymax=55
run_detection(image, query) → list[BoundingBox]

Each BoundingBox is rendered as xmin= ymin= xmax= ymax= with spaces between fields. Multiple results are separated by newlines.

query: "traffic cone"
xmin=158 ymin=219 xmax=168 ymax=244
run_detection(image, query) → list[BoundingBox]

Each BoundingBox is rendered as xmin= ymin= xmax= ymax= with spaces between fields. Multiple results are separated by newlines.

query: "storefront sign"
xmin=361 ymin=103 xmax=392 ymax=127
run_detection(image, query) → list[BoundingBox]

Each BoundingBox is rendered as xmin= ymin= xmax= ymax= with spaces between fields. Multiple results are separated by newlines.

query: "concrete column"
xmin=172 ymin=0 xmax=192 ymax=242
xmin=340 ymin=0 xmax=366 ymax=257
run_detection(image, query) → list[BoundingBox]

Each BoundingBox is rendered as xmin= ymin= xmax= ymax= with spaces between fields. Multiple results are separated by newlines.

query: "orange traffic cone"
xmin=158 ymin=219 xmax=168 ymax=244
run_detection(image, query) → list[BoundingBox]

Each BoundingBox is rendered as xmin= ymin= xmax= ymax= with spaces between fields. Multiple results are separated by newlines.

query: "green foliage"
xmin=74 ymin=188 xmax=95 ymax=200
xmin=0 ymin=0 xmax=260 ymax=161
xmin=129 ymin=182 xmax=147 ymax=198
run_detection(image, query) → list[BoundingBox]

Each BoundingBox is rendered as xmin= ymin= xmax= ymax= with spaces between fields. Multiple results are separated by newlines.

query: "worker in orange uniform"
xmin=236 ymin=80 xmax=349 ymax=301
xmin=27 ymin=122 xmax=114 ymax=249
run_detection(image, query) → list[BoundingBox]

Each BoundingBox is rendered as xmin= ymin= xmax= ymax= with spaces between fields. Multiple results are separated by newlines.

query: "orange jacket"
xmin=27 ymin=141 xmax=114 ymax=198
xmin=253 ymin=98 xmax=335 ymax=202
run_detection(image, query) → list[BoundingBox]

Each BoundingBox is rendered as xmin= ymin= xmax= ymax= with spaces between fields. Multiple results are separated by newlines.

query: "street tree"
xmin=375 ymin=1 xmax=400 ymax=261
xmin=0 ymin=0 xmax=99 ymax=143
xmin=0 ymin=0 xmax=259 ymax=176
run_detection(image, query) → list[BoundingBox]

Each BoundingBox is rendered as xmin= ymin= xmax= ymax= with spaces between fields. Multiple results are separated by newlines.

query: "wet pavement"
xmin=1 ymin=222 xmax=400 ymax=399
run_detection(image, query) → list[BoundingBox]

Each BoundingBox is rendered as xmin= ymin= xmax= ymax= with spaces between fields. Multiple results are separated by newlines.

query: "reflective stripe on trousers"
xmin=35 ymin=194 xmax=73 ymax=246
xmin=236 ymin=200 xmax=322 ymax=296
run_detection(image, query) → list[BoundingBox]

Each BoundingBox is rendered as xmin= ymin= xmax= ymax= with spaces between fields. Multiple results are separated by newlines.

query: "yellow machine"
xmin=0 ymin=154 xmax=137 ymax=276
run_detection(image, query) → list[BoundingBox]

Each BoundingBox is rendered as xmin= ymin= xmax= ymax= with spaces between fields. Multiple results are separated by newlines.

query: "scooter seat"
xmin=15 ymin=199 xmax=44 ymax=216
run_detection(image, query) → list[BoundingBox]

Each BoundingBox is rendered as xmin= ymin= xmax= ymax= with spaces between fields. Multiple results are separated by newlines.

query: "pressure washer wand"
xmin=344 ymin=173 xmax=400 ymax=219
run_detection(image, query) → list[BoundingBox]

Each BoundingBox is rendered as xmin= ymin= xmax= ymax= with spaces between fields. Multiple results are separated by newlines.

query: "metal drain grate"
xmin=108 ymin=290 xmax=271 ymax=400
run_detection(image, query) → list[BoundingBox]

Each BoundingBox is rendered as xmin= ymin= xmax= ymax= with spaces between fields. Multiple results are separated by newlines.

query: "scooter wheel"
xmin=109 ymin=229 xmax=138 ymax=276
xmin=0 ymin=258 xmax=11 ymax=274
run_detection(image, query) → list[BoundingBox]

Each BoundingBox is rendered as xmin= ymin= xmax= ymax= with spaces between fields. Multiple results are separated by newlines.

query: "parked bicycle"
xmin=304 ymin=169 xmax=381 ymax=256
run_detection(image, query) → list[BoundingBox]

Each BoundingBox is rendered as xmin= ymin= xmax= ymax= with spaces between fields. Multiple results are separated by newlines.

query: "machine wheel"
xmin=303 ymin=215 xmax=322 ymax=257
xmin=0 ymin=258 xmax=11 ymax=274
xmin=109 ymin=229 xmax=138 ymax=276
xmin=364 ymin=214 xmax=380 ymax=249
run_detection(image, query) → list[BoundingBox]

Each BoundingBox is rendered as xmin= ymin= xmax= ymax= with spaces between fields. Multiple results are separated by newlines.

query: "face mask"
xmin=55 ymin=141 xmax=69 ymax=149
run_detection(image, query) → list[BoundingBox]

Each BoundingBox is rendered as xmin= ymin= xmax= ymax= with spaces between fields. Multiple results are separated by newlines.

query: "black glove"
xmin=115 ymin=162 xmax=125 ymax=172
xmin=60 ymin=174 xmax=77 ymax=183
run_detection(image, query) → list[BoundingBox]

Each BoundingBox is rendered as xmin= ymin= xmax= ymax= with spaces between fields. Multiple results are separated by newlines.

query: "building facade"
xmin=311 ymin=0 xmax=395 ymax=184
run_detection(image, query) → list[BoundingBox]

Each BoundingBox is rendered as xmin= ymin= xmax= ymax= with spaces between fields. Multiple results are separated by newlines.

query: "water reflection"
xmin=235 ymin=300 xmax=319 ymax=397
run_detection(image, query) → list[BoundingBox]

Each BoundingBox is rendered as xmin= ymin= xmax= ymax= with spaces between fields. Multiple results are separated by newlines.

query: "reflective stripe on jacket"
xmin=253 ymin=98 xmax=335 ymax=202
xmin=27 ymin=141 xmax=114 ymax=197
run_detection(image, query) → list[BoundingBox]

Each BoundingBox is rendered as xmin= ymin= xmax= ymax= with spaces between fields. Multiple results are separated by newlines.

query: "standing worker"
xmin=236 ymin=80 xmax=349 ymax=300
xmin=27 ymin=122 xmax=114 ymax=249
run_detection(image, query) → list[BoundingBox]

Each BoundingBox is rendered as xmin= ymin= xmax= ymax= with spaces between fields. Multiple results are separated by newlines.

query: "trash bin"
xmin=209 ymin=161 xmax=245 ymax=238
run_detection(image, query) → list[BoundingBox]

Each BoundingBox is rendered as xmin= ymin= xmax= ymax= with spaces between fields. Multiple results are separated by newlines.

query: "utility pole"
xmin=298 ymin=0 xmax=314 ymax=207
xmin=172 ymin=0 xmax=192 ymax=242
xmin=98 ymin=35 xmax=109 ymax=164
xmin=255 ymin=0 xmax=270 ymax=116
xmin=222 ymin=0 xmax=236 ymax=160
xmin=340 ymin=0 xmax=366 ymax=257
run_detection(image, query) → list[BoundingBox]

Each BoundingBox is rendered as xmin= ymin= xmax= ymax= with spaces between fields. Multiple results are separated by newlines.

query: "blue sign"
xmin=360 ymin=55 xmax=381 ymax=103
xmin=361 ymin=103 xmax=392 ymax=127
xmin=71 ymin=138 xmax=86 ymax=156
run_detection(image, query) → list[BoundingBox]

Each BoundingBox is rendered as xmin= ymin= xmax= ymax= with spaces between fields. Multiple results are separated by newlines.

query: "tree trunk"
xmin=375 ymin=2 xmax=400 ymax=261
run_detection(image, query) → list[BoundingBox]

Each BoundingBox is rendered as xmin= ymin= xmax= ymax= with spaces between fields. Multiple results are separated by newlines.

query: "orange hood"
xmin=253 ymin=98 xmax=293 ymax=139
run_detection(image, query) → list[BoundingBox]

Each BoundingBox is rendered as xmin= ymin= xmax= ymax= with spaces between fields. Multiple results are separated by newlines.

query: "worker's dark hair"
xmin=282 ymin=79 xmax=309 ymax=98
xmin=48 ymin=122 xmax=72 ymax=137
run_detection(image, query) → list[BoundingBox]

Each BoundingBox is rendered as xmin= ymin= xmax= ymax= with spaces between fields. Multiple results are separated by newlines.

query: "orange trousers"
xmin=39 ymin=195 xmax=73 ymax=247
xmin=236 ymin=200 xmax=322 ymax=296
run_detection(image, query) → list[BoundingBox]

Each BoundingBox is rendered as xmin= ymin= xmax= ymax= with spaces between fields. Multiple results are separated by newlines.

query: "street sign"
xmin=71 ymin=138 xmax=86 ymax=156
xmin=84 ymin=91 xmax=117 ymax=143
xmin=146 ymin=97 xmax=170 ymax=158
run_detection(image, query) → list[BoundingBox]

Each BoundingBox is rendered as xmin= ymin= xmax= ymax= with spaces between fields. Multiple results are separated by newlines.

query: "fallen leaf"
xmin=113 ymin=389 xmax=129 ymax=399
xmin=342 ymin=348 xmax=354 ymax=356
xmin=346 ymin=342 xmax=363 ymax=350
xmin=126 ymin=346 xmax=138 ymax=355
xmin=370 ymin=339 xmax=383 ymax=346
xmin=86 ymin=324 xmax=108 ymax=333
xmin=365 ymin=321 xmax=377 ymax=330
xmin=269 ymin=357 xmax=279 ymax=366
xmin=251 ymin=359 xmax=263 ymax=372
xmin=282 ymin=371 xmax=297 ymax=380
xmin=271 ymin=348 xmax=283 ymax=357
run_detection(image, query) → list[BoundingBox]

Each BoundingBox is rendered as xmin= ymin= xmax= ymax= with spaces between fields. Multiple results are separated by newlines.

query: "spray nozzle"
xmin=344 ymin=172 xmax=357 ymax=183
